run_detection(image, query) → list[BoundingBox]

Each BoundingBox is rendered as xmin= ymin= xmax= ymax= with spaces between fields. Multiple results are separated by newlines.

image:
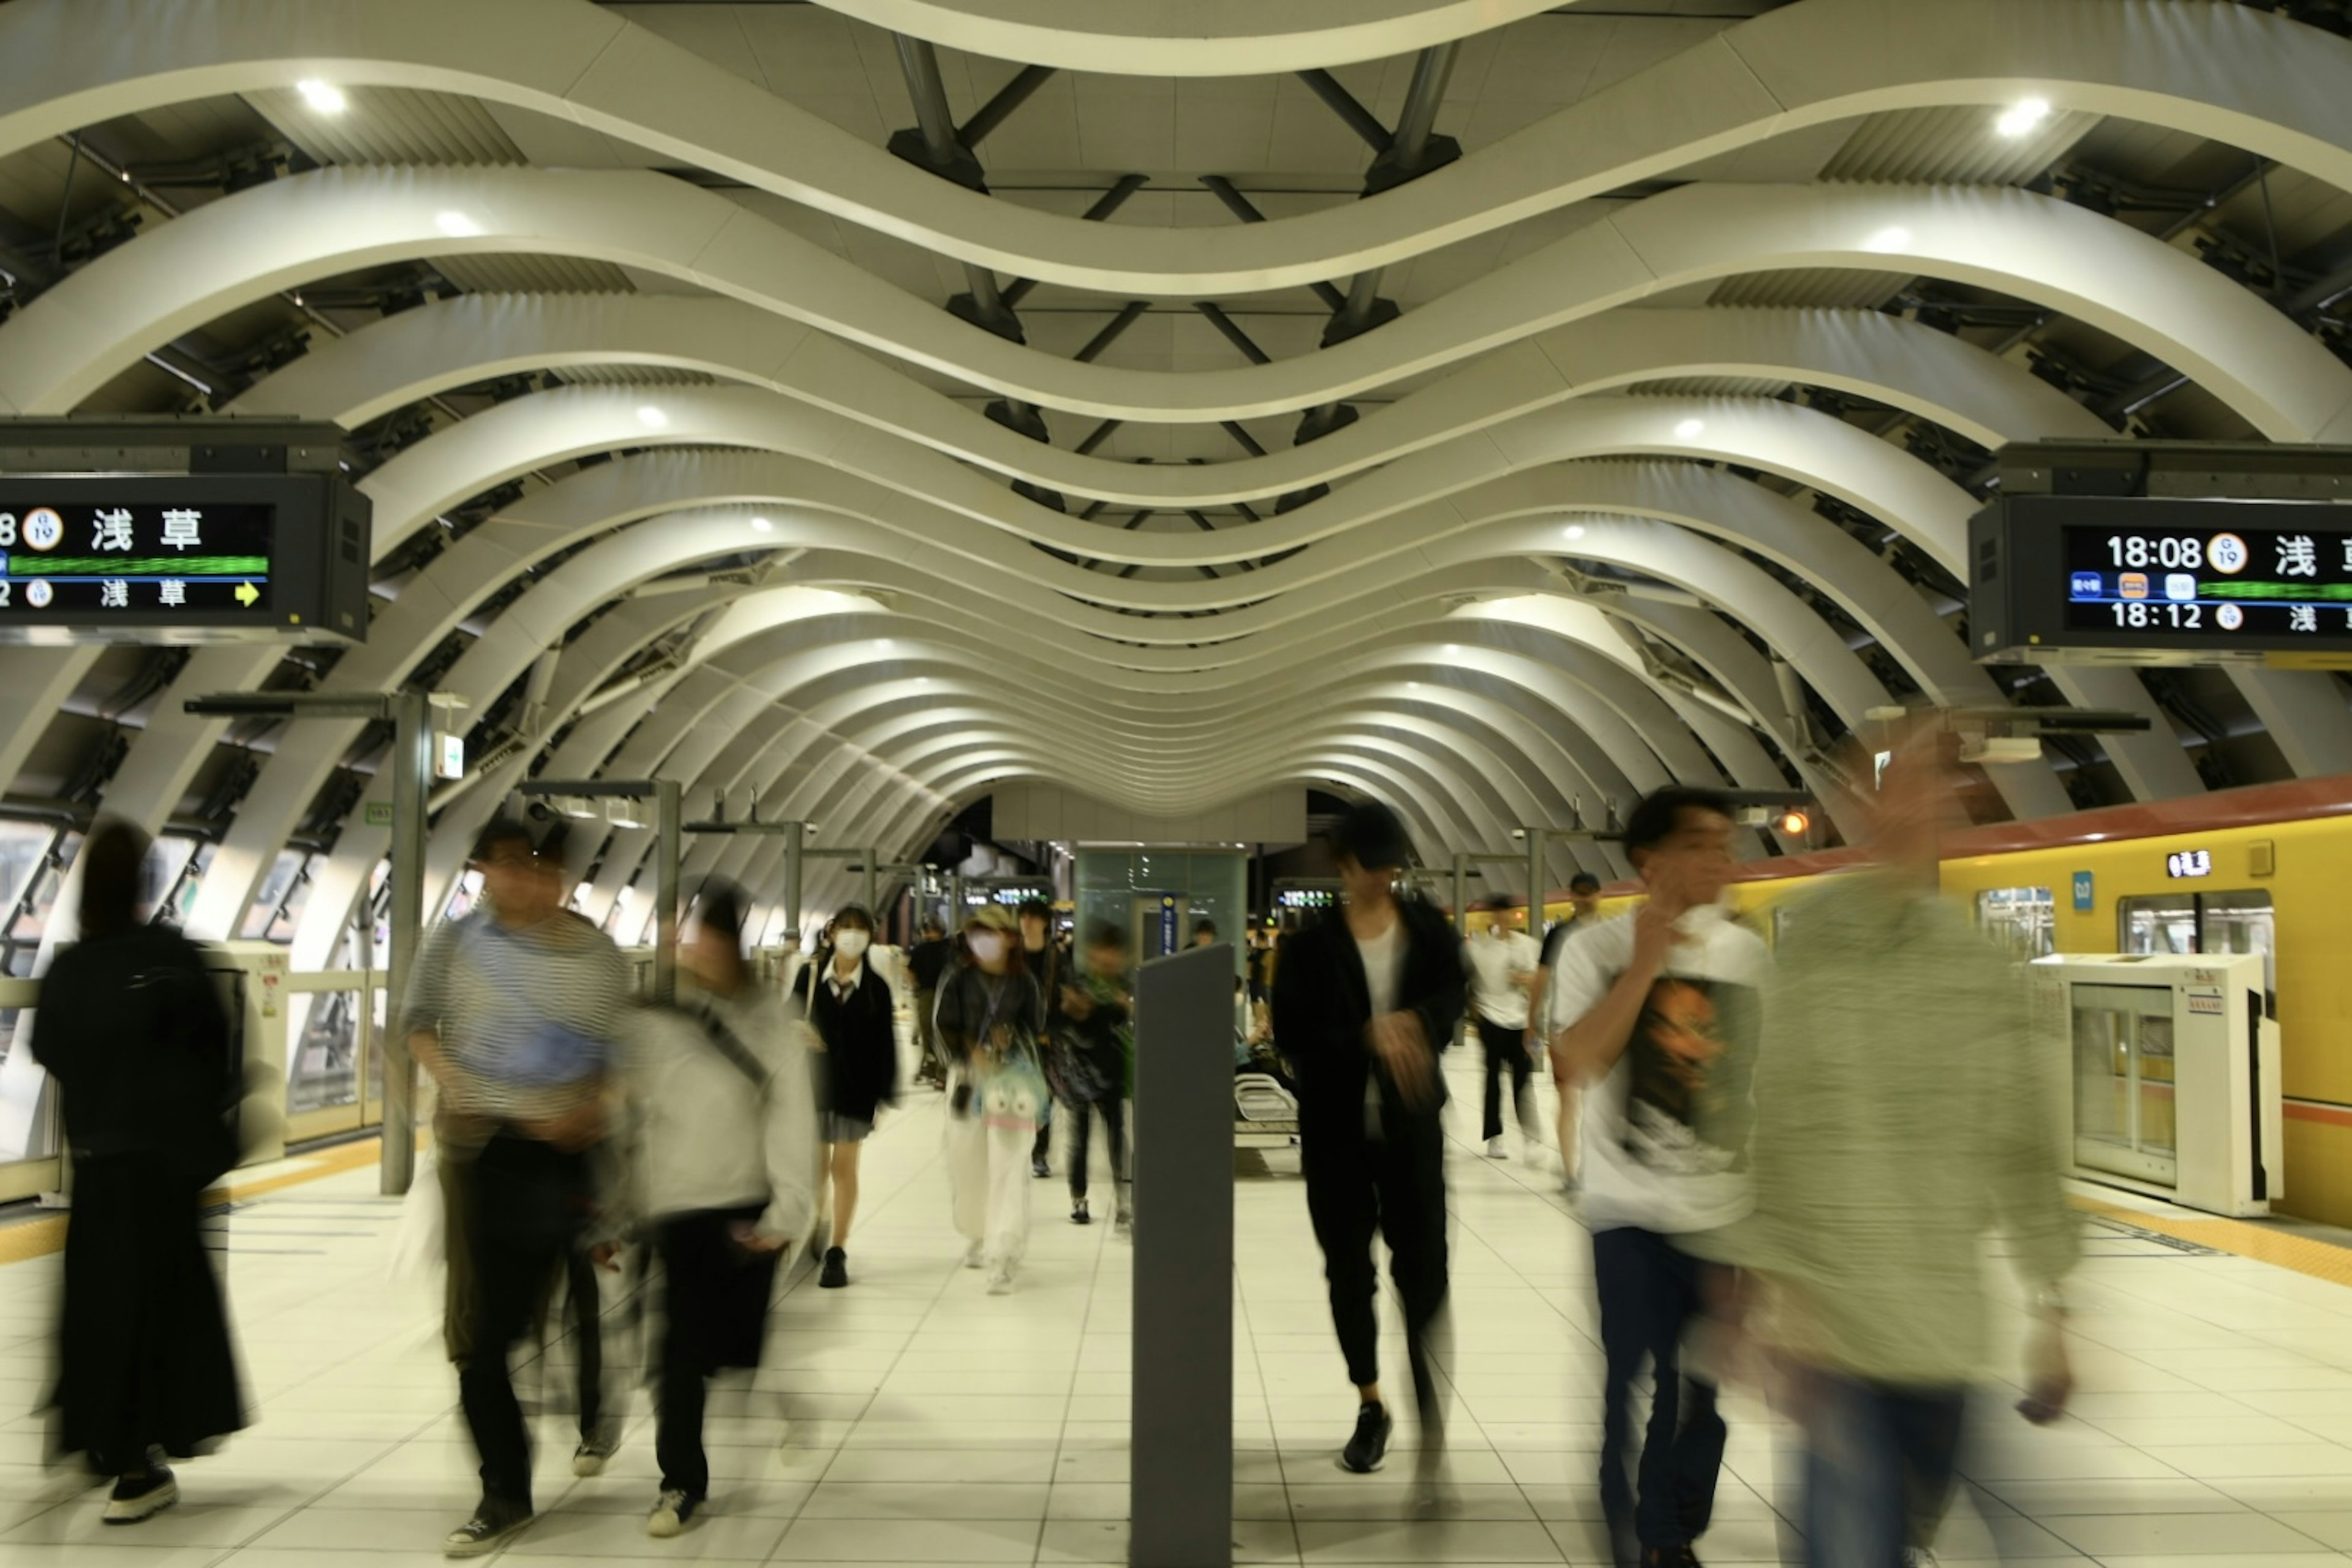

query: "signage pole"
xmin=1526 ymin=827 xmax=1544 ymax=929
xmin=1131 ymin=943 xmax=1235 ymax=1567
xmin=785 ymin=832 xmax=804 ymax=954
xmin=653 ymin=778 xmax=682 ymax=1007
xmin=382 ymin=690 xmax=431 ymax=1197
xmin=864 ymin=849 xmax=878 ymax=925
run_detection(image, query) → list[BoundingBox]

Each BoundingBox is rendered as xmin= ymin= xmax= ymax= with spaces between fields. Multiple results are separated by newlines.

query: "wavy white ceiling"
xmin=0 ymin=0 xmax=2346 ymax=944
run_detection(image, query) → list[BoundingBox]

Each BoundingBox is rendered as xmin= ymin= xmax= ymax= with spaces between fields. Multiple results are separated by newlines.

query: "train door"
xmin=2069 ymin=982 xmax=2179 ymax=1186
xmin=2119 ymin=889 xmax=2276 ymax=1012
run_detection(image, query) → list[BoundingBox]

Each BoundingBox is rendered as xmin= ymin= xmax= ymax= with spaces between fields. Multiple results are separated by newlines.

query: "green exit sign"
xmin=364 ymin=801 xmax=393 ymax=827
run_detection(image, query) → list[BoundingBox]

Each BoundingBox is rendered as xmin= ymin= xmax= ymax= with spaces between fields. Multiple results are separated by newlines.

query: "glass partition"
xmin=2119 ymin=889 xmax=2275 ymax=1011
xmin=2070 ymin=981 xmax=2179 ymax=1186
xmin=1976 ymin=886 xmax=2055 ymax=960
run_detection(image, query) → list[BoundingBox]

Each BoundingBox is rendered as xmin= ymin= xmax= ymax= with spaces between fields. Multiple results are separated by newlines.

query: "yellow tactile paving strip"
xmin=2070 ymin=1191 xmax=2352 ymax=1287
xmin=0 ymin=1133 xmax=401 ymax=1266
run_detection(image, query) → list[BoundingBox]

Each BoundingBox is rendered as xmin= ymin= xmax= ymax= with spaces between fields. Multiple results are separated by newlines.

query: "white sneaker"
xmin=963 ymin=1240 xmax=984 ymax=1269
xmin=1485 ymin=1137 xmax=1507 ymax=1159
xmin=986 ymin=1264 xmax=1015 ymax=1295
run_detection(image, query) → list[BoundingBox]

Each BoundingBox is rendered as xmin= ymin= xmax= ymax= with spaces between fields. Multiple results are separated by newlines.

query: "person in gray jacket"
xmin=625 ymin=881 xmax=818 ymax=1539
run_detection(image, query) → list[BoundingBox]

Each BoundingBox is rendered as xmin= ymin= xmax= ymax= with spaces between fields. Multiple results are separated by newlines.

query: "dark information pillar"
xmin=1130 ymin=941 xmax=1234 ymax=1567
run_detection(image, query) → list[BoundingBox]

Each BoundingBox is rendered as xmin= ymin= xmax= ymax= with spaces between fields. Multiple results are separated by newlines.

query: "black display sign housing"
xmin=0 ymin=473 xmax=369 ymax=644
xmin=1971 ymin=495 xmax=2352 ymax=669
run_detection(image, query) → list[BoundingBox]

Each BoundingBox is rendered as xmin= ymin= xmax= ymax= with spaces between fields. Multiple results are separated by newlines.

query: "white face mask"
xmin=967 ymin=931 xmax=1008 ymax=965
xmin=834 ymin=930 xmax=869 ymax=960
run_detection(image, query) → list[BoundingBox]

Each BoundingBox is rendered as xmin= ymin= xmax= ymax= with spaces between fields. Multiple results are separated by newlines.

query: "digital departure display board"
xmin=0 ymin=474 xmax=369 ymax=644
xmin=1971 ymin=496 xmax=2352 ymax=669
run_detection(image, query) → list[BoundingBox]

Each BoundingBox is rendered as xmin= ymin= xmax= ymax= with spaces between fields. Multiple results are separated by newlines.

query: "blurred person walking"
xmin=1550 ymin=790 xmax=1763 ymax=1568
xmin=35 ymin=819 xmax=243 ymax=1523
xmin=1465 ymin=895 xmax=1544 ymax=1160
xmin=628 ymin=881 xmax=817 ymax=1538
xmin=908 ymin=914 xmax=952 ymax=1086
xmin=1018 ymin=899 xmax=1065 ymax=1178
xmin=402 ymin=819 xmax=628 ymax=1558
xmin=1531 ymin=871 xmax=1605 ymax=1191
xmin=1271 ymin=802 xmax=1468 ymax=1482
xmin=937 ymin=905 xmax=1048 ymax=1293
xmin=1703 ymin=733 xmax=2078 ymax=1568
xmin=1052 ymin=921 xmax=1134 ymax=1232
xmin=790 ymin=905 xmax=898 ymax=1289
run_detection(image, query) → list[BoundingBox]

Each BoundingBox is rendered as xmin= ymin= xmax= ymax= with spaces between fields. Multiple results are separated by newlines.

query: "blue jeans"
xmin=1593 ymin=1226 xmax=1726 ymax=1559
xmin=1800 ymin=1371 xmax=1967 ymax=1568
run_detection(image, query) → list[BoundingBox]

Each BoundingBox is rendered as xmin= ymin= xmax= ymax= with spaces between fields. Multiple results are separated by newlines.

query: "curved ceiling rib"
xmin=234 ymin=297 xmax=2108 ymax=504
xmin=8 ymin=169 xmax=2346 ymax=440
xmin=1 ymin=0 xmax=2344 ymax=295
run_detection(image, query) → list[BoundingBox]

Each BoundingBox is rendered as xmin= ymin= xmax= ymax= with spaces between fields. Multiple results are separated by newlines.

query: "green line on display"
xmin=5 ymin=555 xmax=270 ymax=576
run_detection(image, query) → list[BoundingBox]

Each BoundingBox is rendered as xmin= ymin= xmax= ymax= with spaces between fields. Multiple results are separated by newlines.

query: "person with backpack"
xmin=790 ymin=904 xmax=898 ymax=1289
xmin=935 ymin=904 xmax=1047 ymax=1294
xmin=626 ymin=880 xmax=818 ymax=1539
xmin=34 ymin=818 xmax=244 ymax=1523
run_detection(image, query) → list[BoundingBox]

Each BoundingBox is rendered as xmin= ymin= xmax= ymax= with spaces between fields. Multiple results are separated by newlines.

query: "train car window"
xmin=1975 ymin=886 xmax=2054 ymax=959
xmin=2119 ymin=890 xmax=2276 ymax=1016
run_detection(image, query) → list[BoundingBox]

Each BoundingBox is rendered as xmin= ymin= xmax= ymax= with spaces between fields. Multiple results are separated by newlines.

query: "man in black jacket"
xmin=1271 ymin=802 xmax=1468 ymax=1481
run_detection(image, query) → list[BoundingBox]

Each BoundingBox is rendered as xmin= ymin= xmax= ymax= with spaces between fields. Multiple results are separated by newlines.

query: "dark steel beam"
xmin=1076 ymin=419 xmax=1121 ymax=456
xmin=1193 ymin=302 xmax=1270 ymax=365
xmin=1001 ymin=175 xmax=1148 ymax=308
xmin=959 ymin=64 xmax=1055 ymax=147
xmin=1295 ymin=69 xmax=1392 ymax=154
xmin=1075 ymin=300 xmax=1150 ymax=363
xmin=1198 ymin=176 xmax=1349 ymax=312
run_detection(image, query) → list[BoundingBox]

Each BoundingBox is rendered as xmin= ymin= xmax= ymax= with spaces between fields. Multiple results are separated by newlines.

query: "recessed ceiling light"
xmin=1564 ymin=524 xmax=1586 ymax=540
xmin=1863 ymin=225 xmax=1913 ymax=254
xmin=433 ymin=209 xmax=482 ymax=238
xmin=636 ymin=405 xmax=668 ymax=429
xmin=748 ymin=516 xmax=772 ymax=532
xmin=1673 ymin=418 xmax=1705 ymax=439
xmin=1995 ymin=97 xmax=2051 ymax=138
xmin=296 ymin=79 xmax=347 ymax=115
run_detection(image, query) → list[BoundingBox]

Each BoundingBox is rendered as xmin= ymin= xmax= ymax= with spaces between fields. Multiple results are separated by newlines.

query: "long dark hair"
xmin=77 ymin=818 xmax=151 ymax=940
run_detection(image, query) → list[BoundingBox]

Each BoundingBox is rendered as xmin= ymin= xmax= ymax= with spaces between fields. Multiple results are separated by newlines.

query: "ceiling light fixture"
xmin=1995 ymin=97 xmax=2052 ymax=138
xmin=296 ymin=79 xmax=348 ymax=115
xmin=1564 ymin=524 xmax=1586 ymax=540
xmin=1673 ymin=418 xmax=1705 ymax=439
xmin=1863 ymin=225 xmax=1913 ymax=254
xmin=748 ymin=515 xmax=773 ymax=532
xmin=433 ymin=209 xmax=482 ymax=238
xmin=636 ymin=405 xmax=668 ymax=429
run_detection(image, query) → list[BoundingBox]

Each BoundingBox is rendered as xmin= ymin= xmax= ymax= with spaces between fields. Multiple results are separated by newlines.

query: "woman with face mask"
xmin=791 ymin=905 xmax=898 ymax=1289
xmin=934 ymin=905 xmax=1047 ymax=1292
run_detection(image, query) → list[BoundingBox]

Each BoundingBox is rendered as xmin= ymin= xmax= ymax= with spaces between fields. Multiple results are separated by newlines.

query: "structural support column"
xmin=382 ymin=690 xmax=432 ymax=1197
xmin=653 ymin=777 xmax=682 ymax=1007
xmin=1131 ymin=943 xmax=1235 ymax=1568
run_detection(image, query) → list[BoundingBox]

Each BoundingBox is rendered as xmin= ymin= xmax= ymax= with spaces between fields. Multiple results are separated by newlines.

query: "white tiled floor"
xmin=8 ymin=1049 xmax=2352 ymax=1564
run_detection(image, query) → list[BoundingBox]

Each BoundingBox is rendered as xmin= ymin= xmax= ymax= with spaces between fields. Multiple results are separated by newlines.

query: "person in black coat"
xmin=1270 ymin=801 xmax=1468 ymax=1485
xmin=34 ymin=818 xmax=244 ymax=1524
xmin=791 ymin=903 xmax=897 ymax=1289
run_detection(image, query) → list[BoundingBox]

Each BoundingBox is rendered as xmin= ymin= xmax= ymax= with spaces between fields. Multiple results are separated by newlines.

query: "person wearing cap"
xmin=936 ymin=904 xmax=1049 ymax=1293
xmin=1270 ymin=801 xmax=1468 ymax=1481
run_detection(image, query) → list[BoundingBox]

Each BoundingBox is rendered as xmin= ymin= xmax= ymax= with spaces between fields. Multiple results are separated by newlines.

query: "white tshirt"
xmin=1355 ymin=918 xmax=1403 ymax=1019
xmin=1464 ymin=929 xmax=1541 ymax=1030
xmin=1548 ymin=903 xmax=1767 ymax=1235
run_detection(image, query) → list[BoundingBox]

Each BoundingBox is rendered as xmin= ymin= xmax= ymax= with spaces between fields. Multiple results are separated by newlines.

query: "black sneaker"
xmin=646 ymin=1487 xmax=699 ymax=1538
xmin=819 ymin=1246 xmax=849 ymax=1289
xmin=102 ymin=1465 xmax=178 ymax=1525
xmin=1070 ymin=1199 xmax=1091 ymax=1225
xmin=1339 ymin=1401 xmax=1392 ymax=1473
xmin=443 ymin=1499 xmax=532 ymax=1557
xmin=1032 ymin=1156 xmax=1051 ymax=1179
xmin=1643 ymin=1547 xmax=1703 ymax=1568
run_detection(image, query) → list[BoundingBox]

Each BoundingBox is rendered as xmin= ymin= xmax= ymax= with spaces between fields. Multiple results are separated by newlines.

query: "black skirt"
xmin=50 ymin=1152 xmax=245 ymax=1474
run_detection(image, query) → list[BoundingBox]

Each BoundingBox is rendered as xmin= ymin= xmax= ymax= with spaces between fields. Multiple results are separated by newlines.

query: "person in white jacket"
xmin=625 ymin=882 xmax=817 ymax=1539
